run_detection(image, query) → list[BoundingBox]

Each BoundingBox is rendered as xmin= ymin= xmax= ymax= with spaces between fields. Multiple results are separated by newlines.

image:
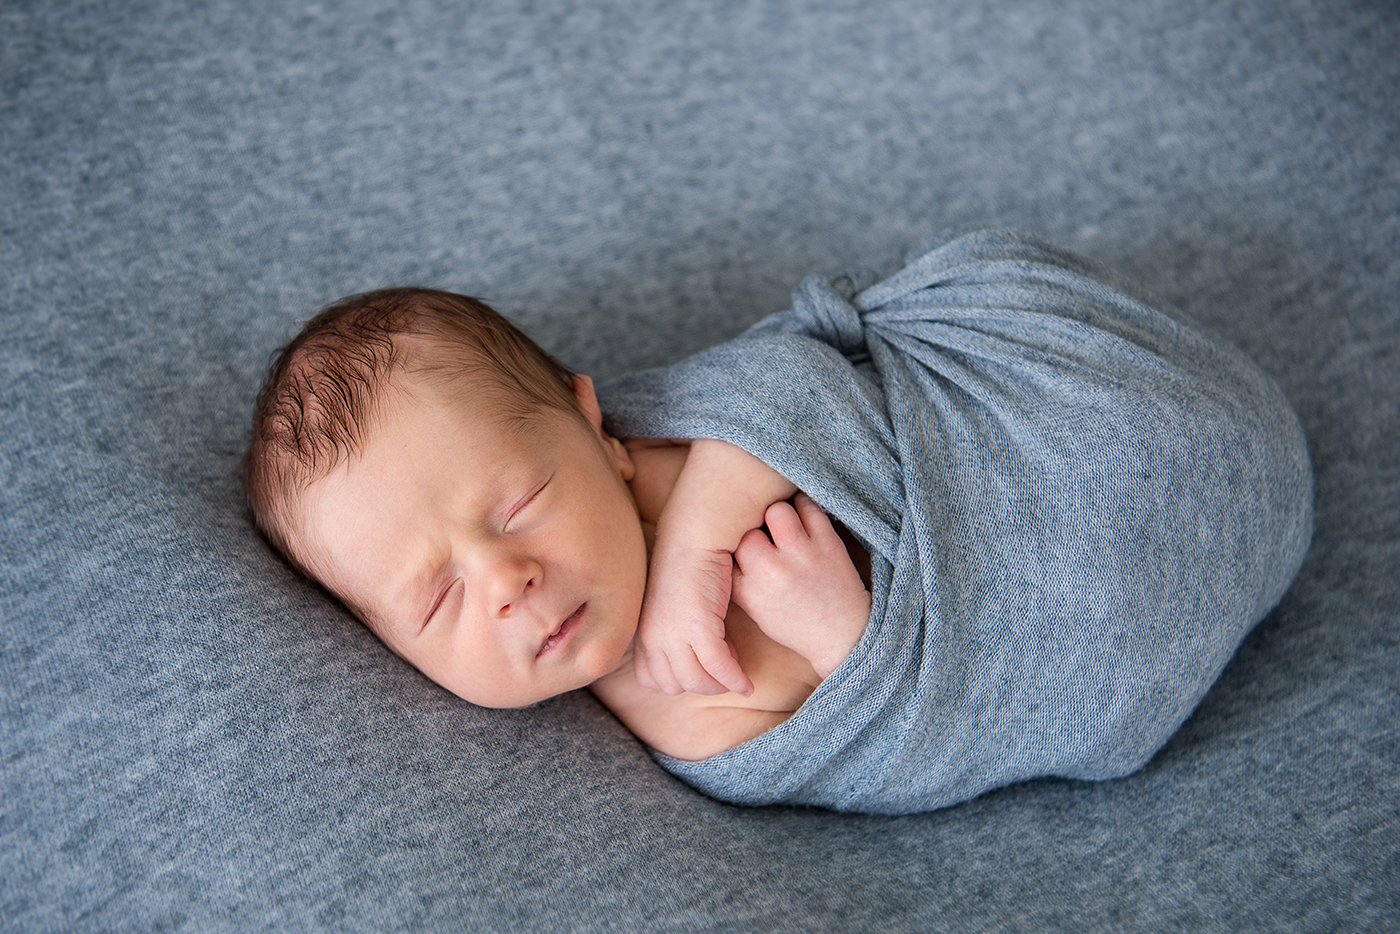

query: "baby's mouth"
xmin=538 ymin=605 xmax=584 ymax=657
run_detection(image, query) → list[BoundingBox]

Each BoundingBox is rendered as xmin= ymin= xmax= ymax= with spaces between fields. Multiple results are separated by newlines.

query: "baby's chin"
xmin=574 ymin=629 xmax=638 ymax=686
xmin=573 ymin=636 xmax=640 ymax=698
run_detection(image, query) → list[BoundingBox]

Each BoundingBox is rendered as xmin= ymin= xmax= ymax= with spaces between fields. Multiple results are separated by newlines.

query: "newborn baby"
xmin=244 ymin=288 xmax=869 ymax=763
xmin=246 ymin=230 xmax=1312 ymax=813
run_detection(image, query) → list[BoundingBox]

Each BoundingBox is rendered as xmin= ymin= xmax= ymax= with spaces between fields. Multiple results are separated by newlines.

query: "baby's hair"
xmin=244 ymin=287 xmax=578 ymax=562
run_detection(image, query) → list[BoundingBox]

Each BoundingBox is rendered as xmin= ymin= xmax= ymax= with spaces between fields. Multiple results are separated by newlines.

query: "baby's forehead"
xmin=382 ymin=362 xmax=550 ymax=425
xmin=319 ymin=374 xmax=598 ymax=501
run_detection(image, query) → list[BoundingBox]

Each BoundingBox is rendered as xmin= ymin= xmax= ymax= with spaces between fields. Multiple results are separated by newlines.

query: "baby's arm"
xmin=730 ymin=493 xmax=871 ymax=679
xmin=634 ymin=439 xmax=796 ymax=696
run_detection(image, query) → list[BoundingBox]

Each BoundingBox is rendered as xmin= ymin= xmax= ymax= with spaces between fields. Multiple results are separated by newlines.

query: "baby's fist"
xmin=730 ymin=493 xmax=871 ymax=677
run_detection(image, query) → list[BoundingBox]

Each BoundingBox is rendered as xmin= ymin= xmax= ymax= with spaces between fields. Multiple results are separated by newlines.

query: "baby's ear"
xmin=569 ymin=374 xmax=635 ymax=481
xmin=568 ymin=374 xmax=604 ymax=430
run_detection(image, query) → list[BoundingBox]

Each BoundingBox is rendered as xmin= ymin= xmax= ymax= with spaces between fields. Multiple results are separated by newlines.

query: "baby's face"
xmin=292 ymin=373 xmax=648 ymax=708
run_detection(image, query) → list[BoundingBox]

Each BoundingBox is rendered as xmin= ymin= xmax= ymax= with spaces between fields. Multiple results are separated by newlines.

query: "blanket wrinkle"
xmin=599 ymin=229 xmax=1312 ymax=813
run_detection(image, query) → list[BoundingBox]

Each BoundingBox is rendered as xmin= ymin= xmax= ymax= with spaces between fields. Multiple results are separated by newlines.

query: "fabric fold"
xmin=598 ymin=229 xmax=1313 ymax=814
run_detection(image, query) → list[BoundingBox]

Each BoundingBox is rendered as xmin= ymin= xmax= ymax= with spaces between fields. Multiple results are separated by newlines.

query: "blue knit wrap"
xmin=598 ymin=230 xmax=1312 ymax=814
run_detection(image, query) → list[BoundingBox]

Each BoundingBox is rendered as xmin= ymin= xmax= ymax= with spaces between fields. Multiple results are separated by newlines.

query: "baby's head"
xmin=245 ymin=288 xmax=647 ymax=707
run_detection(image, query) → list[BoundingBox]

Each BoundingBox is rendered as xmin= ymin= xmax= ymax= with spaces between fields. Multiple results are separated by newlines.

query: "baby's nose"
xmin=479 ymin=551 xmax=542 ymax=616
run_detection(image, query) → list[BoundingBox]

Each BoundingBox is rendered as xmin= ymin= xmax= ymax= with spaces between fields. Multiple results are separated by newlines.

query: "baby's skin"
xmin=591 ymin=438 xmax=872 ymax=758
xmin=622 ymin=438 xmax=871 ymax=695
xmin=291 ymin=368 xmax=871 ymax=760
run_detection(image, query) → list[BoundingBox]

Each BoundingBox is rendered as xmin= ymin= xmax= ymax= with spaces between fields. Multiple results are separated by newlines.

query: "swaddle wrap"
xmin=597 ymin=230 xmax=1313 ymax=814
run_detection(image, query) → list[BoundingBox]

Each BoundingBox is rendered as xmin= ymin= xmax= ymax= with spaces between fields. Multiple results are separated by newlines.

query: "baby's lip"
xmin=537 ymin=604 xmax=584 ymax=657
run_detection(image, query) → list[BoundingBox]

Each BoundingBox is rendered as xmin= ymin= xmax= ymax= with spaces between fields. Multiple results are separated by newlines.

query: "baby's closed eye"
xmin=420 ymin=577 xmax=464 ymax=634
xmin=503 ymin=476 xmax=552 ymax=531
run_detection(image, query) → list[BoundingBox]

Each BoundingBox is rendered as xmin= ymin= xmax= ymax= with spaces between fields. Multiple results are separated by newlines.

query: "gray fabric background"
xmin=1 ymin=0 xmax=1394 ymax=930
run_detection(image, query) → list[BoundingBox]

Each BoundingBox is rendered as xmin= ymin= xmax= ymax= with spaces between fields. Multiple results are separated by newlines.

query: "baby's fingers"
xmin=667 ymin=647 xmax=734 ymax=695
xmin=692 ymin=638 xmax=754 ymax=697
xmin=762 ymin=499 xmax=807 ymax=547
xmin=733 ymin=526 xmax=776 ymax=572
xmin=633 ymin=643 xmax=681 ymax=695
xmin=792 ymin=491 xmax=840 ymax=542
xmin=639 ymin=634 xmax=742 ymax=696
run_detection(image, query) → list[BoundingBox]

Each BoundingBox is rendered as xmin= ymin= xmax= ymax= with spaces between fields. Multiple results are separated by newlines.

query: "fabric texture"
xmin=3 ymin=0 xmax=1396 ymax=930
xmin=601 ymin=229 xmax=1313 ymax=812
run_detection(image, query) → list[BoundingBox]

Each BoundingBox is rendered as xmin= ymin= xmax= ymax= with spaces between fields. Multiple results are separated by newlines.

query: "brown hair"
xmin=243 ymin=287 xmax=578 ymax=562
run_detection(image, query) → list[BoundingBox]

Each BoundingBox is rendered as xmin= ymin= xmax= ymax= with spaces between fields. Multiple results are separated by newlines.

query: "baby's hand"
xmin=630 ymin=438 xmax=796 ymax=697
xmin=730 ymin=493 xmax=872 ymax=679
xmin=634 ymin=546 xmax=753 ymax=697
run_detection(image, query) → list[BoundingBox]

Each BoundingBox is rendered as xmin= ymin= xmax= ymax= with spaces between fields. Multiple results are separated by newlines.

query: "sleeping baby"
xmin=245 ymin=229 xmax=1312 ymax=814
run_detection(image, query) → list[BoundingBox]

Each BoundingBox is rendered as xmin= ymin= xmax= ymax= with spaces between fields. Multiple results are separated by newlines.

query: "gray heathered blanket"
xmin=597 ymin=229 xmax=1312 ymax=814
